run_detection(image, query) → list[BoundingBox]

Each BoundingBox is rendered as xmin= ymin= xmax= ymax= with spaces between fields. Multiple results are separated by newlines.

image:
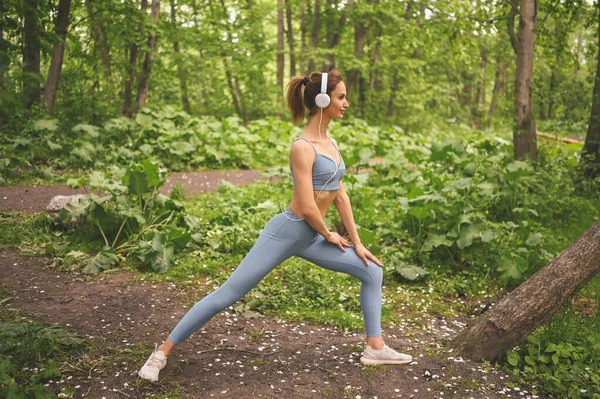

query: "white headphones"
xmin=314 ymin=72 xmax=330 ymax=108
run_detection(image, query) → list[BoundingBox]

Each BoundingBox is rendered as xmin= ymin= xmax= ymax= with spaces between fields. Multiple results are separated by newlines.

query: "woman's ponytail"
xmin=286 ymin=76 xmax=306 ymax=125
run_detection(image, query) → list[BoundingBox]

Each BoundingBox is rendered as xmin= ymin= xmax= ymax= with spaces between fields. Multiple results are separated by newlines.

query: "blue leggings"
xmin=168 ymin=208 xmax=383 ymax=344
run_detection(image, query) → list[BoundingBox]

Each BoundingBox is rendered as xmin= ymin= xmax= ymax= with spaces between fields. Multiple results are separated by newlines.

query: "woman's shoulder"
xmin=291 ymin=137 xmax=316 ymax=153
xmin=290 ymin=138 xmax=317 ymax=164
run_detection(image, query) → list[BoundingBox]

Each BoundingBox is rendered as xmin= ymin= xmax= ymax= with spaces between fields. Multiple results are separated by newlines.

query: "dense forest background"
xmin=0 ymin=0 xmax=596 ymax=131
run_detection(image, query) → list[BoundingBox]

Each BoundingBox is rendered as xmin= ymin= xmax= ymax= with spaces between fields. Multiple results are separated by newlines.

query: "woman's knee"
xmin=206 ymin=285 xmax=245 ymax=313
xmin=366 ymin=264 xmax=383 ymax=286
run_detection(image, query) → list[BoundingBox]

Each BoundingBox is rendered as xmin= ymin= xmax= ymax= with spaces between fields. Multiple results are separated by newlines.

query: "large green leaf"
xmin=451 ymin=178 xmax=472 ymax=190
xmin=82 ymin=247 xmax=119 ymax=274
xmin=356 ymin=225 xmax=377 ymax=246
xmin=116 ymin=195 xmax=146 ymax=224
xmin=46 ymin=139 xmax=62 ymax=150
xmin=169 ymin=141 xmax=196 ymax=155
xmin=396 ymin=263 xmax=429 ymax=281
xmin=422 ymin=234 xmax=454 ymax=252
xmin=167 ymin=228 xmax=191 ymax=250
xmin=72 ymin=124 xmax=101 ymax=137
xmin=135 ymin=112 xmax=155 ymax=129
xmin=88 ymin=171 xmax=108 ymax=189
xmin=59 ymin=196 xmax=93 ymax=223
xmin=525 ymin=233 xmax=543 ymax=246
xmin=140 ymin=159 xmax=162 ymax=188
xmin=497 ymin=255 xmax=528 ymax=282
xmin=457 ymin=223 xmax=481 ymax=249
xmin=507 ymin=351 xmax=520 ymax=366
xmin=125 ymin=165 xmax=150 ymax=196
xmin=33 ymin=119 xmax=58 ymax=131
xmin=148 ymin=231 xmax=175 ymax=273
xmin=70 ymin=142 xmax=96 ymax=163
xmin=430 ymin=139 xmax=465 ymax=161
xmin=481 ymin=229 xmax=496 ymax=243
xmin=505 ymin=161 xmax=534 ymax=181
xmin=408 ymin=206 xmax=434 ymax=221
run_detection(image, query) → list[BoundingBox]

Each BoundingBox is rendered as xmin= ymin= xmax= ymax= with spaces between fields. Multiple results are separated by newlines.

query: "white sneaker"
xmin=138 ymin=345 xmax=167 ymax=381
xmin=360 ymin=344 xmax=413 ymax=365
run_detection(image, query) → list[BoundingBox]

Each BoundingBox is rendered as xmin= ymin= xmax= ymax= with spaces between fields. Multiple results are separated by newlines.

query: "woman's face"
xmin=325 ymin=81 xmax=349 ymax=119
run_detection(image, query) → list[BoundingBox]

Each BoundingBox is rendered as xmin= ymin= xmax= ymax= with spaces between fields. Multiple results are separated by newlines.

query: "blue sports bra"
xmin=290 ymin=137 xmax=346 ymax=191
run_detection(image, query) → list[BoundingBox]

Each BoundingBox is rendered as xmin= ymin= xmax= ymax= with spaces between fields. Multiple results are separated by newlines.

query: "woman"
xmin=138 ymin=70 xmax=412 ymax=382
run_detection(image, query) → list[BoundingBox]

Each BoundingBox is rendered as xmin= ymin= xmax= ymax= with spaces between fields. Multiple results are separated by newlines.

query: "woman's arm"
xmin=334 ymin=181 xmax=383 ymax=266
xmin=333 ymin=181 xmax=361 ymax=245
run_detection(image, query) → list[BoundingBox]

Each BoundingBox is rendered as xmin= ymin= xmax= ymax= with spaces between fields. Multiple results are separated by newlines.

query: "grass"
xmin=0 ymin=211 xmax=104 ymax=257
xmin=2 ymin=166 xmax=84 ymax=188
xmin=1 ymin=124 xmax=600 ymax=397
xmin=0 ymin=284 xmax=186 ymax=398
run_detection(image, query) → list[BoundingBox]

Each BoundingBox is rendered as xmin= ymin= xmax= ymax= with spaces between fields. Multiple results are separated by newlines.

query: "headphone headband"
xmin=315 ymin=72 xmax=331 ymax=108
xmin=320 ymin=73 xmax=328 ymax=94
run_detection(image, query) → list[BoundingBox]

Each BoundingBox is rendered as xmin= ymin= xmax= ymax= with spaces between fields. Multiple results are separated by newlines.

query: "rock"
xmin=46 ymin=194 xmax=86 ymax=212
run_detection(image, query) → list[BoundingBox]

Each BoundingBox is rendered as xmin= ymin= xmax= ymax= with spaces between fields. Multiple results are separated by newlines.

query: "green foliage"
xmin=505 ymin=303 xmax=600 ymax=398
xmin=0 ymin=110 xmax=298 ymax=177
xmin=0 ymin=321 xmax=86 ymax=399
xmin=60 ymin=160 xmax=201 ymax=273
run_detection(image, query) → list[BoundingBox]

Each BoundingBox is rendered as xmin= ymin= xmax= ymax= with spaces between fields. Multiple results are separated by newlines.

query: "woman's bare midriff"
xmin=289 ymin=189 xmax=338 ymax=220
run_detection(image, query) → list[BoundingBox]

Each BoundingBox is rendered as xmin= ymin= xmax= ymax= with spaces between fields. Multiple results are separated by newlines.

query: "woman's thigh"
xmin=296 ymin=236 xmax=383 ymax=284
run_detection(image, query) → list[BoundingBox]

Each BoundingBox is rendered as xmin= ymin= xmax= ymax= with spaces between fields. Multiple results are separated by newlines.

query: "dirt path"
xmin=0 ymin=158 xmax=386 ymax=214
xmin=0 ymin=251 xmax=546 ymax=399
xmin=0 ymin=169 xmax=266 ymax=214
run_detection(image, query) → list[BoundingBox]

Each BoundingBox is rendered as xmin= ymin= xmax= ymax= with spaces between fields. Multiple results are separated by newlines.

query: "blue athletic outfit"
xmin=168 ymin=138 xmax=383 ymax=344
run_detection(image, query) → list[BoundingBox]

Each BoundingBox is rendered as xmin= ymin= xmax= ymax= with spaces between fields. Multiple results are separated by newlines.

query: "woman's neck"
xmin=304 ymin=112 xmax=331 ymax=141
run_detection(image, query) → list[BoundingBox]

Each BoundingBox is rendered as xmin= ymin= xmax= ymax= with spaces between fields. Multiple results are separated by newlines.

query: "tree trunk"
xmin=459 ymin=71 xmax=473 ymax=107
xmin=285 ymin=0 xmax=296 ymax=78
xmin=0 ymin=2 xmax=8 ymax=129
xmin=321 ymin=0 xmax=353 ymax=71
xmin=477 ymin=48 xmax=488 ymax=109
xmin=134 ymin=0 xmax=160 ymax=114
xmin=23 ymin=0 xmax=40 ymax=109
xmin=450 ymin=219 xmax=600 ymax=362
xmin=513 ymin=0 xmax=538 ymax=162
xmin=347 ymin=19 xmax=367 ymax=111
xmin=547 ymin=66 xmax=557 ymax=120
xmin=546 ymin=24 xmax=560 ymax=120
xmin=488 ymin=58 xmax=508 ymax=118
xmin=566 ymin=29 xmax=584 ymax=120
xmin=387 ymin=71 xmax=400 ymax=118
xmin=210 ymin=0 xmax=244 ymax=118
xmin=473 ymin=47 xmax=488 ymax=127
xmin=122 ymin=46 xmax=138 ymax=117
xmin=308 ymin=0 xmax=320 ymax=73
xmin=364 ymin=24 xmax=382 ymax=119
xmin=368 ymin=38 xmax=381 ymax=94
xmin=85 ymin=0 xmax=111 ymax=78
xmin=170 ymin=0 xmax=190 ymax=113
xmin=122 ymin=0 xmax=147 ymax=117
xmin=43 ymin=0 xmax=71 ymax=115
xmin=299 ymin=0 xmax=307 ymax=75
xmin=277 ymin=0 xmax=285 ymax=94
xmin=583 ymin=4 xmax=600 ymax=179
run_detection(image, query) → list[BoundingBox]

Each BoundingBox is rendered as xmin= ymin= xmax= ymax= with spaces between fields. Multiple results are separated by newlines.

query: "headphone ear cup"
xmin=315 ymin=93 xmax=330 ymax=108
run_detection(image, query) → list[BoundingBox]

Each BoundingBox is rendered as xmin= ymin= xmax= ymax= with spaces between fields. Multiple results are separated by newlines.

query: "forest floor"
xmin=0 ymin=168 xmax=550 ymax=399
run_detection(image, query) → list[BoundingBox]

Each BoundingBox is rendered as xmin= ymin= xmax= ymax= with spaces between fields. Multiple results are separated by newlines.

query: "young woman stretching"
xmin=138 ymin=70 xmax=413 ymax=382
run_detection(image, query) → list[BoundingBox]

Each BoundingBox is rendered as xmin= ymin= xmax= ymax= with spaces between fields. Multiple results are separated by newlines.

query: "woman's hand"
xmin=326 ymin=232 xmax=353 ymax=252
xmin=354 ymin=244 xmax=384 ymax=267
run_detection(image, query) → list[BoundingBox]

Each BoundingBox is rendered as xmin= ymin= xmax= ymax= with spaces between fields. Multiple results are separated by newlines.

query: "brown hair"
xmin=286 ymin=70 xmax=344 ymax=125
